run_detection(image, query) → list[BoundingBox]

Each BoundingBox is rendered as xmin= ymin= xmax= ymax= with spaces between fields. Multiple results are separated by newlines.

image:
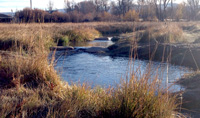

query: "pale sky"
xmin=0 ymin=0 xmax=75 ymax=12
xmin=0 ymin=0 xmax=186 ymax=12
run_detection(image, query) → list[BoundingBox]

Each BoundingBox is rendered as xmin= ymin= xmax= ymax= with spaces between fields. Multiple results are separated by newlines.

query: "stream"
xmin=54 ymin=40 xmax=191 ymax=91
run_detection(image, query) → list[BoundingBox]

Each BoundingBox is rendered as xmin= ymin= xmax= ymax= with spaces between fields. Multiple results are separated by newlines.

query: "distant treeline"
xmin=14 ymin=8 xmax=138 ymax=23
xmin=13 ymin=0 xmax=200 ymax=23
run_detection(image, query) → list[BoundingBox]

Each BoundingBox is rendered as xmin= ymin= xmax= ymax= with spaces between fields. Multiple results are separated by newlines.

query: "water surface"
xmin=54 ymin=40 xmax=191 ymax=91
xmin=55 ymin=52 xmax=190 ymax=91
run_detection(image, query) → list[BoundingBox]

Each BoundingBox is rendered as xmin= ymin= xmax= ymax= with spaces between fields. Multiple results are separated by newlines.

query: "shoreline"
xmin=176 ymin=72 xmax=200 ymax=117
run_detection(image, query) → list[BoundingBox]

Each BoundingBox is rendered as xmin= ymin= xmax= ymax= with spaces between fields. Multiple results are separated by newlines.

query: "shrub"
xmin=95 ymin=12 xmax=113 ymax=21
xmin=57 ymin=36 xmax=69 ymax=46
xmin=61 ymin=28 xmax=101 ymax=43
xmin=52 ymin=12 xmax=70 ymax=22
xmin=124 ymin=10 xmax=139 ymax=21
xmin=15 ymin=8 xmax=71 ymax=23
xmin=83 ymin=13 xmax=95 ymax=21
xmin=15 ymin=8 xmax=46 ymax=23
xmin=69 ymin=11 xmax=84 ymax=22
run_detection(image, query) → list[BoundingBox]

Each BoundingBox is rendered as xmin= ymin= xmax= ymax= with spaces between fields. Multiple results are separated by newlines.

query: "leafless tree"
xmin=101 ymin=0 xmax=110 ymax=12
xmin=187 ymin=0 xmax=200 ymax=20
xmin=47 ymin=0 xmax=54 ymax=13
xmin=163 ymin=0 xmax=171 ymax=19
xmin=93 ymin=0 xmax=110 ymax=12
xmin=153 ymin=0 xmax=171 ymax=20
xmin=30 ymin=0 xmax=32 ymax=9
xmin=78 ymin=1 xmax=96 ymax=14
xmin=64 ymin=0 xmax=76 ymax=13
xmin=137 ymin=0 xmax=156 ymax=20
xmin=111 ymin=0 xmax=134 ymax=16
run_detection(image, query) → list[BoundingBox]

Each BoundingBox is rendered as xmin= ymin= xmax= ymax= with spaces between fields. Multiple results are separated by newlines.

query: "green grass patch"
xmin=57 ymin=36 xmax=69 ymax=46
xmin=54 ymin=28 xmax=101 ymax=46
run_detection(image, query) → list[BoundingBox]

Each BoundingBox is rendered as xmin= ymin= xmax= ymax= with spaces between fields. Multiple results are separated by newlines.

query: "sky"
xmin=0 ymin=0 xmax=73 ymax=12
xmin=0 ymin=0 xmax=186 ymax=12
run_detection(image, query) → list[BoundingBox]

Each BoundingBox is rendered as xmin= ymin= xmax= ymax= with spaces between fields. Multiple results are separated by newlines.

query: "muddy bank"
xmin=176 ymin=72 xmax=200 ymax=117
xmin=51 ymin=41 xmax=200 ymax=70
xmin=108 ymin=42 xmax=200 ymax=70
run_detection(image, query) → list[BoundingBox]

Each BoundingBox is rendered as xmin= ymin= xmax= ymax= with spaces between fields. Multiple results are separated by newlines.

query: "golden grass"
xmin=138 ymin=23 xmax=186 ymax=44
xmin=0 ymin=66 xmax=178 ymax=117
xmin=57 ymin=28 xmax=101 ymax=46
xmin=0 ymin=22 xmax=186 ymax=117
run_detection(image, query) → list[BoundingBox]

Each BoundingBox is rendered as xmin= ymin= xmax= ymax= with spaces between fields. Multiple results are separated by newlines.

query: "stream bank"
xmin=108 ymin=42 xmax=200 ymax=70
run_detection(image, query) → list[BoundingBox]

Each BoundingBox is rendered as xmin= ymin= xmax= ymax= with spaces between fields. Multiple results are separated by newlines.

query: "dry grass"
xmin=0 ymin=22 xmax=136 ymax=48
xmin=56 ymin=28 xmax=101 ymax=46
xmin=138 ymin=23 xmax=186 ymax=44
xmin=0 ymin=65 xmax=178 ymax=117
xmin=0 ymin=22 xmax=184 ymax=117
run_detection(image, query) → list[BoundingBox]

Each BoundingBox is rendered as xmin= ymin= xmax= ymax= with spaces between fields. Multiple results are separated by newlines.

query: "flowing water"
xmin=55 ymin=40 xmax=191 ymax=91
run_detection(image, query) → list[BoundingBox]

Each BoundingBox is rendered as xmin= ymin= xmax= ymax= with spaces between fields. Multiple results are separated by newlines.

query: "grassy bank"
xmin=0 ymin=22 xmax=167 ymax=48
xmin=0 ymin=24 xmax=101 ymax=48
xmin=0 ymin=22 xmax=181 ymax=117
xmin=108 ymin=22 xmax=200 ymax=70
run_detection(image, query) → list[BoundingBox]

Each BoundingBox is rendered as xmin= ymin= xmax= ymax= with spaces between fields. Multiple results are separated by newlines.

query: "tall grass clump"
xmin=0 ymin=52 xmax=62 ymax=88
xmin=55 ymin=28 xmax=101 ymax=46
xmin=0 ymin=27 xmax=55 ymax=52
xmin=138 ymin=24 xmax=186 ymax=44
xmin=49 ymin=65 xmax=178 ymax=118
xmin=0 ymin=25 xmax=69 ymax=117
xmin=0 ymin=58 xmax=179 ymax=117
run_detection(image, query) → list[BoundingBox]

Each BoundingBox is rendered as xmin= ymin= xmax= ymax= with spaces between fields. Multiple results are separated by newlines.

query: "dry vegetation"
xmin=108 ymin=22 xmax=200 ymax=69
xmin=138 ymin=23 xmax=186 ymax=44
xmin=0 ymin=22 xmax=189 ymax=117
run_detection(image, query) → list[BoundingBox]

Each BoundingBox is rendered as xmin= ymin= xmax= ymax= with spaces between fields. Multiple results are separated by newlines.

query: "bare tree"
xmin=110 ymin=1 xmax=120 ymax=15
xmin=137 ymin=0 xmax=157 ymax=21
xmin=93 ymin=0 xmax=110 ymax=13
xmin=153 ymin=0 xmax=171 ymax=21
xmin=114 ymin=0 xmax=134 ymax=16
xmin=187 ymin=0 xmax=200 ymax=20
xmin=47 ymin=0 xmax=54 ymax=13
xmin=30 ymin=0 xmax=32 ymax=9
xmin=170 ymin=0 xmax=174 ymax=19
xmin=64 ymin=0 xmax=76 ymax=13
xmin=93 ymin=0 xmax=101 ymax=12
xmin=175 ymin=3 xmax=184 ymax=21
xmin=163 ymin=0 xmax=171 ymax=19
xmin=78 ymin=1 xmax=96 ymax=14
xmin=101 ymin=0 xmax=110 ymax=12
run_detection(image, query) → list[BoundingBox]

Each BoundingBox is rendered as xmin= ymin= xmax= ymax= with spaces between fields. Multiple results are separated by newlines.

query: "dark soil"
xmin=177 ymin=72 xmax=200 ymax=118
